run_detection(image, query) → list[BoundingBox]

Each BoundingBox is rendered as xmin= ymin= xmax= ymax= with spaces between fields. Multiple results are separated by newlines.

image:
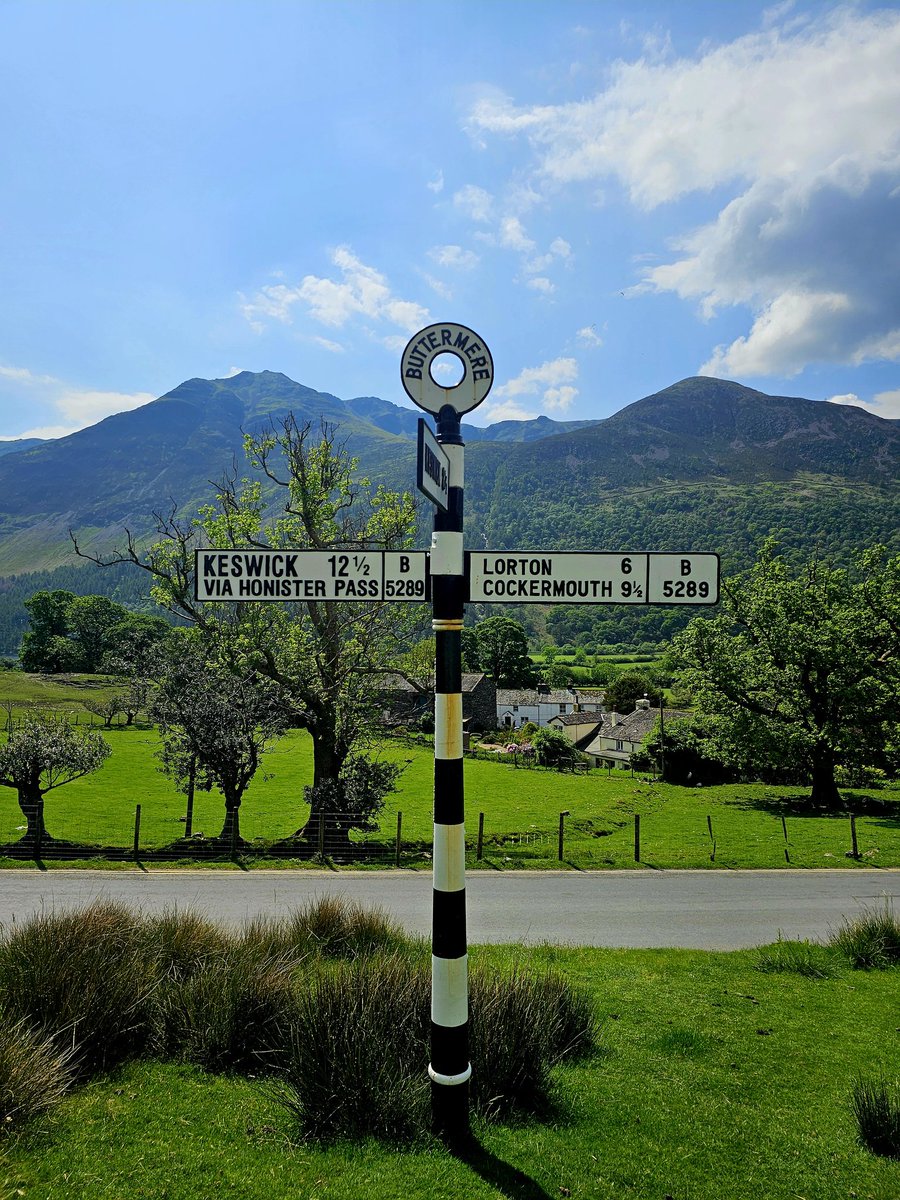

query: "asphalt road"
xmin=0 ymin=868 xmax=896 ymax=949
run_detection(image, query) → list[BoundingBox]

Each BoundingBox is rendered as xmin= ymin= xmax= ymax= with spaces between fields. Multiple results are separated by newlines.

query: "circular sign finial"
xmin=400 ymin=322 xmax=493 ymax=417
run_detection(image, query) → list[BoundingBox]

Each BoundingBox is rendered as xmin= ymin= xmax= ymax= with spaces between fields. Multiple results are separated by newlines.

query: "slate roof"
xmin=496 ymin=688 xmax=576 ymax=706
xmin=551 ymin=711 xmax=604 ymax=727
xmin=380 ymin=672 xmax=490 ymax=694
xmin=595 ymin=707 xmax=690 ymax=744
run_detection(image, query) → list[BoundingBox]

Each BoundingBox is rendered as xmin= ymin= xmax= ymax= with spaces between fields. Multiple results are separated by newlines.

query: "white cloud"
xmin=543 ymin=385 xmax=578 ymax=411
xmin=453 ymin=184 xmax=494 ymax=222
xmin=494 ymin=358 xmax=578 ymax=399
xmin=527 ymin=276 xmax=555 ymax=294
xmin=426 ymin=169 xmax=444 ymax=194
xmin=0 ymin=362 xmax=154 ymax=437
xmin=241 ymin=247 xmax=428 ymax=335
xmin=490 ymin=357 xmax=579 ymax=415
xmin=577 ymin=326 xmax=603 ymax=348
xmin=828 ymin=387 xmax=900 ymax=419
xmin=55 ymin=387 xmax=155 ymax=426
xmin=476 ymin=398 xmax=540 ymax=424
xmin=499 ymin=216 xmax=535 ymax=253
xmin=3 ymin=424 xmax=75 ymax=441
xmin=313 ymin=337 xmax=345 ymax=353
xmin=428 ymin=245 xmax=479 ymax=270
xmin=467 ymin=8 xmax=900 ymax=377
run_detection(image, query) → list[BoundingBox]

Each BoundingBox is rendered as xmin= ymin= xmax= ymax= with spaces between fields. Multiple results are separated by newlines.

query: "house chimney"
xmin=635 ymin=698 xmax=651 ymax=710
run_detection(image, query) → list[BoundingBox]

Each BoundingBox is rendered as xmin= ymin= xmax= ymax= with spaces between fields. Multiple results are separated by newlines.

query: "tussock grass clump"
xmin=0 ymin=900 xmax=153 ymax=1076
xmin=830 ymin=903 xmax=900 ymax=970
xmin=140 ymin=907 xmax=229 ymax=982
xmin=152 ymin=948 xmax=296 ymax=1073
xmin=851 ymin=1076 xmax=900 ymax=1158
xmin=755 ymin=937 xmax=838 ymax=978
xmin=237 ymin=897 xmax=410 ymax=965
xmin=275 ymin=954 xmax=596 ymax=1140
xmin=0 ymin=1014 xmax=74 ymax=1128
xmin=469 ymin=967 xmax=595 ymax=1118
xmin=276 ymin=954 xmax=430 ymax=1142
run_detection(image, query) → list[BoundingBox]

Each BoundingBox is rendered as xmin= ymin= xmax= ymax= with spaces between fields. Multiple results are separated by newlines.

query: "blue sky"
xmin=1 ymin=0 xmax=899 ymax=439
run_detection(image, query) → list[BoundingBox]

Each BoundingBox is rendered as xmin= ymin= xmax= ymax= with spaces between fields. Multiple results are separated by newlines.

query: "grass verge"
xmin=1 ymin=941 xmax=898 ymax=1199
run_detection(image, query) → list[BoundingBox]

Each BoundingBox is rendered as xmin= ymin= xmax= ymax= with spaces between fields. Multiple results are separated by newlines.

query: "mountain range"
xmin=0 ymin=370 xmax=897 ymax=653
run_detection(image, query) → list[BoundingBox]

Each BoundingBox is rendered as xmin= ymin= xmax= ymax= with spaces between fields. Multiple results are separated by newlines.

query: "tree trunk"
xmin=298 ymin=709 xmax=351 ymax=841
xmin=217 ymin=792 xmax=242 ymax=845
xmin=16 ymin=784 xmax=48 ymax=846
xmin=809 ymin=755 xmax=842 ymax=810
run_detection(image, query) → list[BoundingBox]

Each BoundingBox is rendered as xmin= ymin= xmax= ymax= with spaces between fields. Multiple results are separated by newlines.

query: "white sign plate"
xmin=194 ymin=550 xmax=429 ymax=602
xmin=647 ymin=554 xmax=720 ymax=604
xmin=416 ymin=419 xmax=450 ymax=511
xmin=467 ymin=552 xmax=719 ymax=605
xmin=400 ymin=322 xmax=493 ymax=416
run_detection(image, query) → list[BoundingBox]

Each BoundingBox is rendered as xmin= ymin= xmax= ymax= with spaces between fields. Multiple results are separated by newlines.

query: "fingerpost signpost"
xmin=194 ymin=320 xmax=720 ymax=1143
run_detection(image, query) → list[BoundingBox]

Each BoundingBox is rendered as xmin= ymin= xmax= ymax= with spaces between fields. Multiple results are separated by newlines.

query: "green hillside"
xmin=0 ymin=372 xmax=897 ymax=654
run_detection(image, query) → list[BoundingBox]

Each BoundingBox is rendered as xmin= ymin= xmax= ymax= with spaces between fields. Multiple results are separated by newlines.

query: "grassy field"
xmin=0 ymin=724 xmax=896 ymax=869
xmin=0 ymin=673 xmax=897 ymax=869
xmin=3 ymin=941 xmax=898 ymax=1199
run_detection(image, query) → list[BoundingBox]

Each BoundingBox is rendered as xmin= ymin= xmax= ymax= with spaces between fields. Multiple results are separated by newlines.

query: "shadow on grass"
xmin=725 ymin=792 xmax=900 ymax=822
xmin=451 ymin=1135 xmax=553 ymax=1200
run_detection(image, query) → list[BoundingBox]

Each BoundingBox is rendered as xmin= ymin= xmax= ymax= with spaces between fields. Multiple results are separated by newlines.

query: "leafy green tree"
xmin=0 ymin=715 xmax=110 ymax=844
xmin=19 ymin=591 xmax=80 ymax=673
xmin=469 ymin=617 xmax=537 ymax=688
xmin=541 ymin=663 xmax=572 ymax=689
xmin=303 ymin=754 xmax=400 ymax=854
xmin=531 ymin=726 xmax=580 ymax=768
xmin=671 ymin=543 xmax=900 ymax=808
xmin=74 ymin=417 xmax=418 ymax=841
xmin=19 ymin=591 xmax=167 ymax=674
xmin=150 ymin=634 xmax=290 ymax=845
xmin=603 ymin=671 xmax=663 ymax=713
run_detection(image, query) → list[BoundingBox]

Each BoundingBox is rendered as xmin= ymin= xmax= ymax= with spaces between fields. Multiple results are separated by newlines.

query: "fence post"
xmin=634 ymin=813 xmax=640 ymax=862
xmin=184 ymin=754 xmax=196 ymax=839
xmin=558 ymin=810 xmax=569 ymax=862
xmin=477 ymin=812 xmax=484 ymax=861
xmin=781 ymin=815 xmax=789 ymax=863
xmin=395 ymin=811 xmax=402 ymax=868
xmin=317 ymin=812 xmax=326 ymax=859
xmin=850 ymin=814 xmax=859 ymax=860
xmin=133 ymin=804 xmax=141 ymax=861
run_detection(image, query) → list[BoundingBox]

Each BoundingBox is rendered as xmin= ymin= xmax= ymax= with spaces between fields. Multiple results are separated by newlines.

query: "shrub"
xmin=283 ymin=895 xmax=411 ymax=960
xmin=275 ymin=954 xmax=595 ymax=1140
xmin=140 ymin=907 xmax=229 ymax=982
xmin=0 ymin=1014 xmax=74 ymax=1128
xmin=469 ymin=966 xmax=595 ymax=1118
xmin=152 ymin=947 xmax=296 ymax=1073
xmin=830 ymin=903 xmax=900 ymax=969
xmin=275 ymin=954 xmax=430 ymax=1142
xmin=0 ymin=900 xmax=153 ymax=1077
xmin=851 ymin=1076 xmax=900 ymax=1158
xmin=754 ymin=938 xmax=838 ymax=978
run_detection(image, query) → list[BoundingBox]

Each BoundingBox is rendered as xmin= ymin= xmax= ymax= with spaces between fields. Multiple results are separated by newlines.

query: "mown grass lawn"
xmin=0 ymin=723 xmax=897 ymax=869
xmin=3 ymin=943 xmax=898 ymax=1199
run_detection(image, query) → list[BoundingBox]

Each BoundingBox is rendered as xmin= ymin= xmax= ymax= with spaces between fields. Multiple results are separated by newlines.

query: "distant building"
xmin=546 ymin=710 xmax=606 ymax=751
xmin=583 ymin=700 xmax=689 ymax=769
xmin=498 ymin=685 xmax=606 ymax=729
xmin=379 ymin=672 xmax=497 ymax=732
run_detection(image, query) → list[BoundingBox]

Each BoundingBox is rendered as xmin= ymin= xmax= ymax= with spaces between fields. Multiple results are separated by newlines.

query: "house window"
xmin=513 ymin=705 xmax=519 ymax=712
xmin=559 ymin=705 xmax=566 ymax=713
xmin=615 ymin=740 xmax=624 ymax=751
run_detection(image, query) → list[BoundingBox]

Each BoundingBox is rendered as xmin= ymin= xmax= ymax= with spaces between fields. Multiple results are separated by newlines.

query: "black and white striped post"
xmin=401 ymin=322 xmax=494 ymax=1143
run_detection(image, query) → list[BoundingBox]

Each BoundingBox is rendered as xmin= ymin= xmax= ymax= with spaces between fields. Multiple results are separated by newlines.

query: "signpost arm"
xmin=428 ymin=403 xmax=470 ymax=1143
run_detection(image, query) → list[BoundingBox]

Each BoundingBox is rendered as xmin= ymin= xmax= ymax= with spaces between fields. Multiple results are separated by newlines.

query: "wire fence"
xmin=0 ymin=802 xmax=893 ymax=869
